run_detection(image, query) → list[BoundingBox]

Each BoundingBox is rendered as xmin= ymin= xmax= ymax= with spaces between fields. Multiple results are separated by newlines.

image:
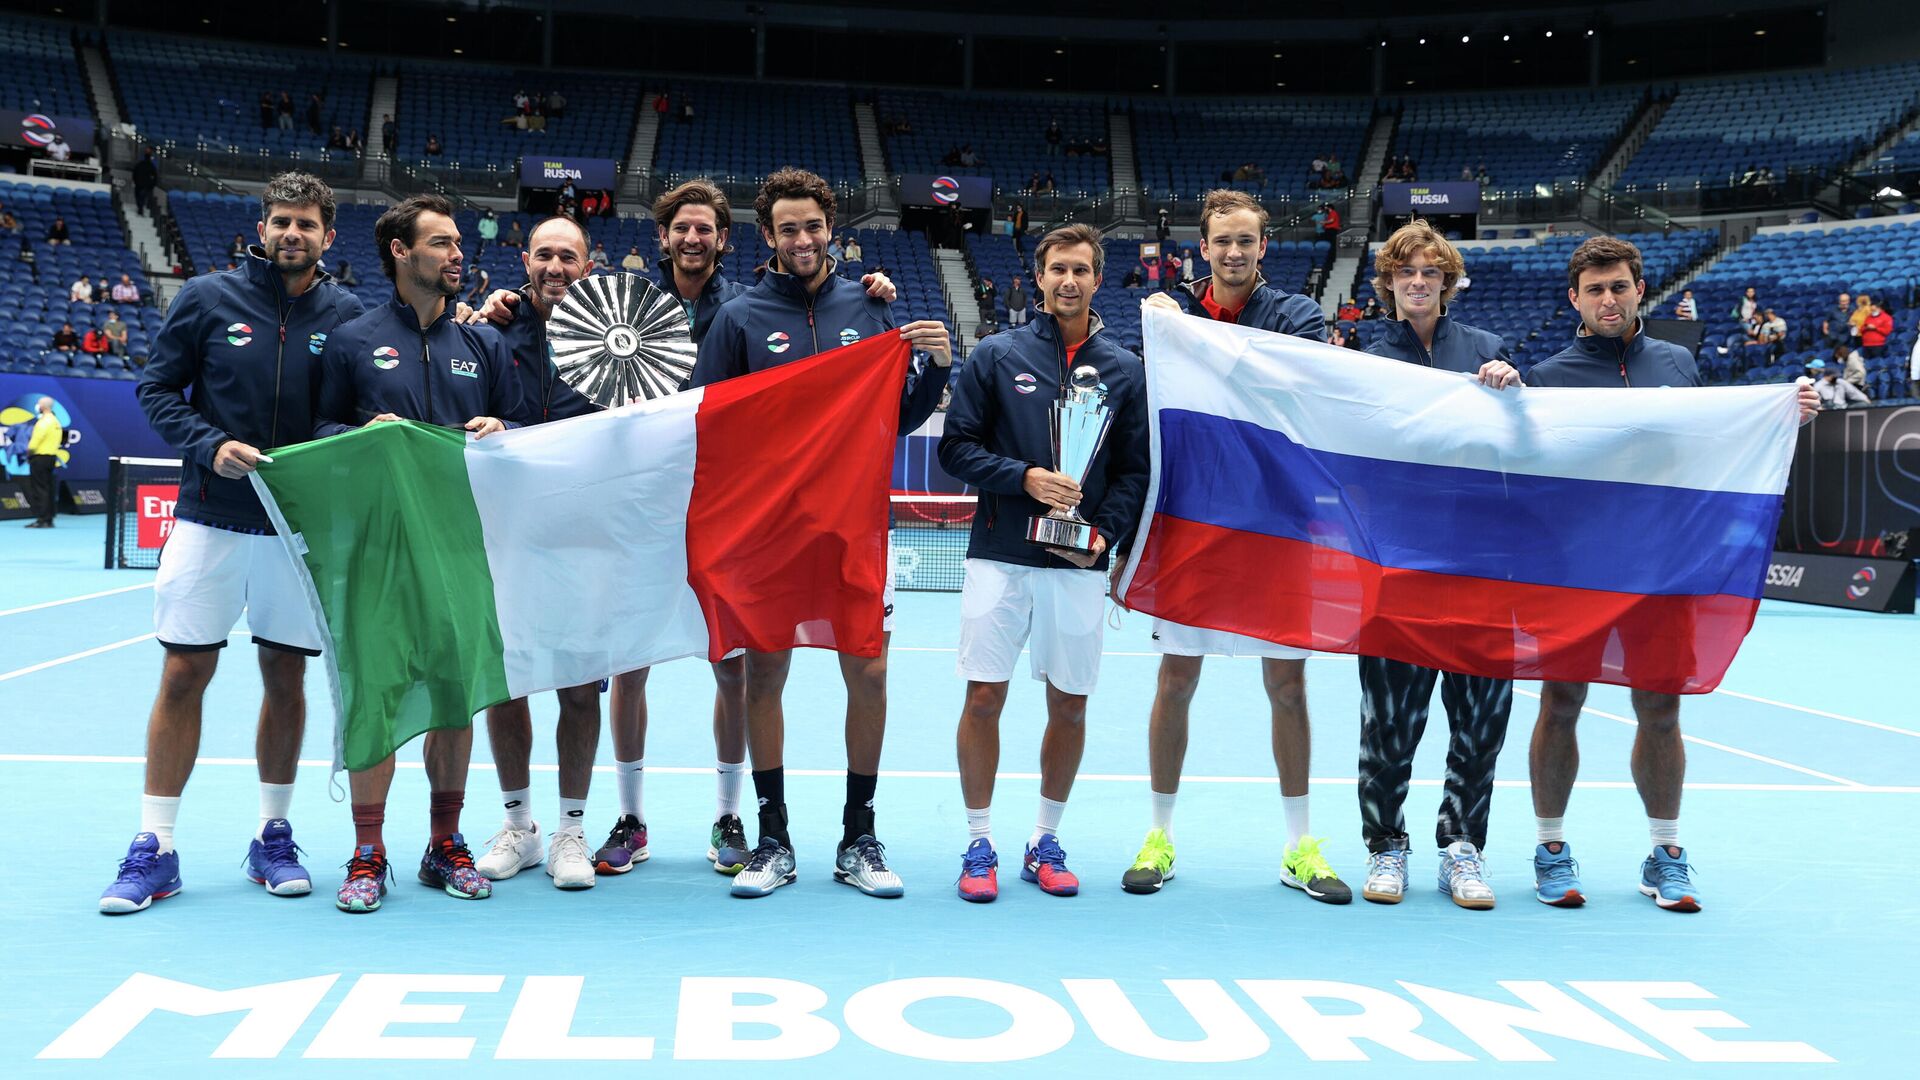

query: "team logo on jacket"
xmin=839 ymin=328 xmax=861 ymax=347
xmin=225 ymin=322 xmax=252 ymax=347
xmin=450 ymin=358 xmax=479 ymax=379
xmin=308 ymin=331 xmax=327 ymax=356
xmin=1013 ymin=371 xmax=1038 ymax=395
xmin=372 ymin=346 xmax=400 ymax=370
xmin=766 ymin=332 xmax=790 ymax=354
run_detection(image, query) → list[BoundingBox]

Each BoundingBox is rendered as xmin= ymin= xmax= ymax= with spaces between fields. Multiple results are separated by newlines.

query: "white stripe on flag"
xmin=467 ymin=390 xmax=712 ymax=697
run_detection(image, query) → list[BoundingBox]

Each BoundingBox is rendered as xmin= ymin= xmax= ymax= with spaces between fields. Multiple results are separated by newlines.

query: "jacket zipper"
xmin=270 ymin=307 xmax=288 ymax=447
xmin=806 ymin=297 xmax=817 ymax=354
xmin=419 ymin=326 xmax=434 ymax=422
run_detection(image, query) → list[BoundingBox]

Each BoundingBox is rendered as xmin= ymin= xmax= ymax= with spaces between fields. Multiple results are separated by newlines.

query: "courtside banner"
xmin=1116 ymin=306 xmax=1801 ymax=695
xmin=1380 ymin=180 xmax=1482 ymax=215
xmin=252 ymin=336 xmax=907 ymax=771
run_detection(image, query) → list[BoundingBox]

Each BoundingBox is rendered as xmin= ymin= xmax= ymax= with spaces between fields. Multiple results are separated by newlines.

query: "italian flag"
xmin=252 ymin=336 xmax=908 ymax=771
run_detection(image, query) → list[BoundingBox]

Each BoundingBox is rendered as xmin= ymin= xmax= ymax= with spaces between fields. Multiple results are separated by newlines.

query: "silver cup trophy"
xmin=546 ymin=273 xmax=697 ymax=407
xmin=1025 ymin=364 xmax=1113 ymax=555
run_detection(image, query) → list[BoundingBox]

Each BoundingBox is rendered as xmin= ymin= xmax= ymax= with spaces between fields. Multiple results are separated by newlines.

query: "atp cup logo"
xmin=1013 ymin=371 xmax=1037 ymax=395
xmin=931 ymin=176 xmax=961 ymax=205
xmin=1848 ymin=567 xmax=1876 ymax=600
xmin=839 ymin=328 xmax=862 ymax=347
xmin=17 ymin=113 xmax=59 ymax=149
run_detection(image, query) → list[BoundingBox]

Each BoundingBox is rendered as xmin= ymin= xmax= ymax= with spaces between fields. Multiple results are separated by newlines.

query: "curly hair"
xmin=1371 ymin=219 xmax=1464 ymax=317
xmin=754 ymin=168 xmax=835 ymax=232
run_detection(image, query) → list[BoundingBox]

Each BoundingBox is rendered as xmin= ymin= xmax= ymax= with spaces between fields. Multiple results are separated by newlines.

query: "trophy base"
xmin=1027 ymin=515 xmax=1098 ymax=555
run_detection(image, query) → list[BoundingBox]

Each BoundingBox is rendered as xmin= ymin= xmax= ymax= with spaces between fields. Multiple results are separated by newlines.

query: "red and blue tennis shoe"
xmin=99 ymin=833 xmax=182 ymax=914
xmin=1022 ymin=833 xmax=1079 ymax=896
xmin=957 ymin=837 xmax=999 ymax=902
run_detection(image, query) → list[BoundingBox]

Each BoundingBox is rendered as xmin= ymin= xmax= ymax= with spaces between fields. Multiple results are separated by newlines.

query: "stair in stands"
xmin=1107 ymin=109 xmax=1140 ymax=222
xmin=932 ymin=247 xmax=982 ymax=353
xmin=854 ymin=100 xmax=888 ymax=187
xmin=1590 ymin=94 xmax=1668 ymax=193
xmin=1321 ymin=108 xmax=1397 ymax=315
xmin=362 ymin=74 xmax=397 ymax=185
xmin=620 ymin=93 xmax=663 ymax=207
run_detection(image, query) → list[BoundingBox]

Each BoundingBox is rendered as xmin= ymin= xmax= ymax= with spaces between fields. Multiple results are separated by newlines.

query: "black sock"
xmin=752 ymin=768 xmax=789 ymax=847
xmin=843 ymin=771 xmax=878 ymax=847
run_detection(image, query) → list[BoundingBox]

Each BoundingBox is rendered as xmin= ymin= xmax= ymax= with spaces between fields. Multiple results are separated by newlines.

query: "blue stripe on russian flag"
xmin=1155 ymin=409 xmax=1781 ymax=600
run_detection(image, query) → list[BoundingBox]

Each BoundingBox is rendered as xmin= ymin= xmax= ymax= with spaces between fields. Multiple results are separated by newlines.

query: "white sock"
xmin=616 ymin=758 xmax=644 ymax=820
xmin=558 ymin=797 xmax=588 ymax=835
xmin=1537 ymin=816 xmax=1567 ymax=845
xmin=1281 ymin=794 xmax=1310 ymax=847
xmin=1030 ymin=796 xmax=1067 ymax=849
xmin=258 ymin=782 xmax=294 ymax=838
xmin=501 ymin=787 xmax=533 ymax=830
xmin=1649 ymin=817 xmax=1680 ymax=849
xmin=1150 ymin=790 xmax=1177 ymax=839
xmin=966 ymin=805 xmax=992 ymax=845
xmin=715 ymin=760 xmax=746 ymax=819
xmin=140 ymin=794 xmax=181 ymax=853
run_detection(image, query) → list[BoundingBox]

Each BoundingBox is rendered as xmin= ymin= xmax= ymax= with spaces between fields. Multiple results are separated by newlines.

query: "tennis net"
xmin=889 ymin=493 xmax=976 ymax=592
xmin=105 ymin=456 xmax=182 ymax=569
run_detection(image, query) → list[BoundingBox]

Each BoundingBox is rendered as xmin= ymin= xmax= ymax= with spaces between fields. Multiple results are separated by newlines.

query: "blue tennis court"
xmin=4 ymin=518 xmax=1914 ymax=1075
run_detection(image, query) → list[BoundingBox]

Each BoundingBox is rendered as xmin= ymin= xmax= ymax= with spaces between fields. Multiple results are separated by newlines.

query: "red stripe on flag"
xmin=686 ymin=334 xmax=909 ymax=660
xmin=1124 ymin=515 xmax=1759 ymax=694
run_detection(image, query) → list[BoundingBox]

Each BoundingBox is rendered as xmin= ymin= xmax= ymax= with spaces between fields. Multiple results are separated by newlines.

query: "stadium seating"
xmin=1680 ymin=219 xmax=1920 ymax=400
xmin=1622 ymin=64 xmax=1920 ymax=190
xmin=394 ymin=66 xmax=639 ymax=171
xmin=1131 ymin=96 xmax=1371 ymax=203
xmin=1348 ymin=231 xmax=1715 ymax=378
xmin=0 ymin=17 xmax=88 ymax=117
xmin=656 ymin=81 xmax=860 ymax=189
xmin=108 ymin=32 xmax=374 ymax=158
xmin=0 ymin=179 xmax=154 ymax=376
xmin=1390 ymin=87 xmax=1642 ymax=189
xmin=875 ymin=91 xmax=1109 ymax=196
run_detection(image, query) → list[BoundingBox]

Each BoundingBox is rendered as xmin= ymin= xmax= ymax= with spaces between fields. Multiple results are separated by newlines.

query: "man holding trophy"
xmin=938 ymin=223 xmax=1151 ymax=902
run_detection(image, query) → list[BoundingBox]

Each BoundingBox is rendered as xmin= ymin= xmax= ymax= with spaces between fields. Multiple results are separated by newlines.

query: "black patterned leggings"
xmin=1357 ymin=656 xmax=1513 ymax=854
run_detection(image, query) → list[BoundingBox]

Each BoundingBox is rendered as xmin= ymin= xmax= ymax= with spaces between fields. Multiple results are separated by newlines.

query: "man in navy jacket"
xmin=1526 ymin=235 xmax=1817 ymax=915
xmin=312 ymin=194 xmax=521 ymax=915
xmin=940 ymin=223 xmax=1150 ymax=902
xmin=1354 ymin=220 xmax=1521 ymax=913
xmin=686 ymin=168 xmax=952 ymax=901
xmin=105 ymin=173 xmax=364 ymax=916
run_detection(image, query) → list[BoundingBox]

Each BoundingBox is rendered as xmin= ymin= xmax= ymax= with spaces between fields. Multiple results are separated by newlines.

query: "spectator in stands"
xmin=621 ymin=246 xmax=647 ymax=273
xmin=1861 ymin=299 xmax=1894 ymax=359
xmin=1122 ymin=264 xmax=1143 ymax=289
xmin=0 ymin=208 xmax=16 ymax=233
xmin=1362 ymin=297 xmax=1383 ymax=320
xmin=546 ymin=90 xmax=566 ymax=119
xmin=464 ymin=264 xmax=491 ymax=305
xmin=1849 ymin=293 xmax=1872 ymax=339
xmin=1742 ymin=310 xmax=1766 ymax=346
xmin=82 ymin=324 xmax=110 ymax=357
xmin=1402 ymin=155 xmax=1417 ymax=181
xmin=104 ymin=311 xmax=129 ymax=355
xmin=381 ymin=114 xmax=396 ymax=156
xmin=1311 ymin=153 xmax=1328 ymax=182
xmin=229 ymin=234 xmax=248 ymax=261
xmin=1330 ymin=327 xmax=1363 ymax=350
xmin=1143 ymin=254 xmax=1161 ymax=290
xmin=46 ymin=216 xmax=70 ymax=246
xmin=844 ymin=235 xmax=863 ymax=262
xmin=1476 ymin=162 xmax=1491 ymax=186
xmin=1758 ymin=308 xmax=1787 ymax=357
xmin=70 ymin=274 xmax=94 ymax=304
xmin=560 ymin=178 xmax=578 ymax=206
xmin=1461 ymin=166 xmax=1474 ymax=181
xmin=1162 ymin=252 xmax=1184 ymax=292
xmin=1814 ymin=361 xmax=1869 ymax=409
xmin=827 ymin=236 xmax=845 ymax=262
xmin=259 ymin=94 xmax=275 ymax=131
xmin=589 ymin=239 xmax=609 ymax=267
xmin=959 ymin=145 xmax=980 ymax=168
xmin=277 ymin=91 xmax=294 ymax=132
xmin=112 ymin=274 xmax=140 ymax=304
xmin=679 ymin=98 xmax=694 ymax=124
xmin=1337 ymin=297 xmax=1363 ymax=323
xmin=133 ymin=149 xmax=159 ymax=216
xmin=476 ymin=208 xmax=498 ymax=256
xmin=654 ymin=92 xmax=669 ymax=119
xmin=327 ymin=126 xmax=348 ymax=150
xmin=1822 ymin=292 xmax=1852 ymax=345
xmin=1181 ymin=248 xmax=1197 ymax=286
xmin=1046 ymin=117 xmax=1062 ymax=155
xmin=1316 ymin=203 xmax=1342 ymax=241
xmin=347 ymin=129 xmax=364 ymax=154
xmin=52 ymin=322 xmax=79 ymax=352
xmin=1675 ymin=289 xmax=1697 ymax=319
xmin=976 ymin=276 xmax=996 ymax=309
xmin=336 ymin=260 xmax=359 ymax=286
xmin=1006 ymin=275 xmax=1029 ymax=327
xmin=1737 ymin=286 xmax=1758 ymax=322
xmin=1837 ymin=341 xmax=1868 ymax=392
xmin=425 ymin=133 xmax=444 ymax=156
xmin=306 ymin=93 xmax=324 ymax=135
xmin=505 ymin=219 xmax=524 ymax=248
xmin=1324 ymin=154 xmax=1345 ymax=187
xmin=514 ymin=89 xmax=531 ymax=114
xmin=1010 ymin=202 xmax=1028 ymax=236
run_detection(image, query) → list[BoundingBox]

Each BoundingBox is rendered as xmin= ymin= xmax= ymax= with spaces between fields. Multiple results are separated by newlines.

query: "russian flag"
xmin=254 ymin=335 xmax=906 ymax=770
xmin=1116 ymin=306 xmax=1801 ymax=695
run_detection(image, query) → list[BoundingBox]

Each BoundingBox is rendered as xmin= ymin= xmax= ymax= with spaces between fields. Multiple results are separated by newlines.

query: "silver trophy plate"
xmin=546 ymin=273 xmax=696 ymax=407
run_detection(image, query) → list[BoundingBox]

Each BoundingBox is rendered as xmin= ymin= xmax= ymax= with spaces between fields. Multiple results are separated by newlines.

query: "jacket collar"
xmin=760 ymin=257 xmax=842 ymax=303
xmin=1180 ymin=273 xmax=1267 ymax=305
xmin=1028 ymin=308 xmax=1106 ymax=347
xmin=242 ymin=245 xmax=336 ymax=301
xmin=658 ymin=267 xmax=732 ymax=303
xmin=1382 ymin=314 xmax=1452 ymax=352
xmin=1572 ymin=318 xmax=1645 ymax=358
xmin=386 ymin=290 xmax=456 ymax=333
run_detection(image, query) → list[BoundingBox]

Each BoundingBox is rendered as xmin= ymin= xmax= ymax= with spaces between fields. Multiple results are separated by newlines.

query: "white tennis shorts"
xmin=154 ymin=519 xmax=324 ymax=655
xmin=1150 ymin=618 xmax=1310 ymax=661
xmin=956 ymin=558 xmax=1106 ymax=695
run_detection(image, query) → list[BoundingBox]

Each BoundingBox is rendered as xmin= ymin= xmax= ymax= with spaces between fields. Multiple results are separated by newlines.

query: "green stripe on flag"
xmin=256 ymin=421 xmax=510 ymax=772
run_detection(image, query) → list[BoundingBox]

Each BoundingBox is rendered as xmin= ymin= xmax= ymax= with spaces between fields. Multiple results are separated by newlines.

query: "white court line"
xmin=1512 ymin=687 xmax=1865 ymax=788
xmin=1713 ymin=687 xmax=1920 ymax=739
xmin=0 ymin=581 xmax=153 ymax=618
xmin=3 ymin=754 xmax=1915 ymax=794
xmin=0 ymin=633 xmax=156 ymax=682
